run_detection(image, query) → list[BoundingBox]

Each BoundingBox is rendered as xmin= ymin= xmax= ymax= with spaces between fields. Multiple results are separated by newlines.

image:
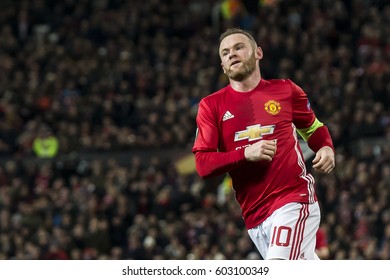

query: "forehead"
xmin=219 ymin=33 xmax=252 ymax=52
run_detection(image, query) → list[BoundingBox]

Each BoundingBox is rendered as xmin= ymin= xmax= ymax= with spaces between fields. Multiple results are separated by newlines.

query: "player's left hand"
xmin=312 ymin=146 xmax=335 ymax=174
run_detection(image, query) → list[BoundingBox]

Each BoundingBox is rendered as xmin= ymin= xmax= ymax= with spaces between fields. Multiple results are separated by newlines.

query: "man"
xmin=192 ymin=28 xmax=335 ymax=260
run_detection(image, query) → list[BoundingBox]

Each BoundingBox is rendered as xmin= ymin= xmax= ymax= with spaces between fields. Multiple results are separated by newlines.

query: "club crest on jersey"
xmin=264 ymin=100 xmax=281 ymax=115
xmin=234 ymin=124 xmax=275 ymax=142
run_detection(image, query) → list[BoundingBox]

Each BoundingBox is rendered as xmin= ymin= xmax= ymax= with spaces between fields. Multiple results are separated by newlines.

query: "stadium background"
xmin=0 ymin=0 xmax=389 ymax=260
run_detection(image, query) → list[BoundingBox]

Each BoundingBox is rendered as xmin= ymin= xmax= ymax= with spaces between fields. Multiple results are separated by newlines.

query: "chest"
xmin=217 ymin=91 xmax=293 ymax=149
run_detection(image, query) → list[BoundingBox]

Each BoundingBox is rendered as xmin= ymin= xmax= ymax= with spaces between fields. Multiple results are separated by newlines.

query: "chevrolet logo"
xmin=234 ymin=124 xmax=275 ymax=142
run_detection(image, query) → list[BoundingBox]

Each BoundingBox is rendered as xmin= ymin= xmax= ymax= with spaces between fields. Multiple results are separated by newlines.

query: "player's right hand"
xmin=244 ymin=139 xmax=277 ymax=162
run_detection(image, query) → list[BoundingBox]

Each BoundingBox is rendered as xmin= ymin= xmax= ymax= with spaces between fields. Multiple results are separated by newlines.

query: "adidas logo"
xmin=222 ymin=111 xmax=234 ymax=121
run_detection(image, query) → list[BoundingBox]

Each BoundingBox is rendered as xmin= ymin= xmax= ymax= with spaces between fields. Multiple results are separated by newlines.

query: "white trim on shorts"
xmin=247 ymin=202 xmax=320 ymax=260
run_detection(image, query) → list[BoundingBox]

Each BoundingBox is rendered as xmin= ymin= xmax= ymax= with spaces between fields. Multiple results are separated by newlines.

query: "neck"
xmin=229 ymin=70 xmax=262 ymax=92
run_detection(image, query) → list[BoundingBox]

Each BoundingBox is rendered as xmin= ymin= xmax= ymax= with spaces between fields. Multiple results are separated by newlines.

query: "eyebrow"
xmin=220 ymin=42 xmax=245 ymax=55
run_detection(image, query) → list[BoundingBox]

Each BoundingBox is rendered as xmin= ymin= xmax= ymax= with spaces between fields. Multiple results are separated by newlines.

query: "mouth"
xmin=230 ymin=61 xmax=241 ymax=67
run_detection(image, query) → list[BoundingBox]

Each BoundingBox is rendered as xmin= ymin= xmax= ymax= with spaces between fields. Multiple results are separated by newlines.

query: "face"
xmin=219 ymin=33 xmax=262 ymax=81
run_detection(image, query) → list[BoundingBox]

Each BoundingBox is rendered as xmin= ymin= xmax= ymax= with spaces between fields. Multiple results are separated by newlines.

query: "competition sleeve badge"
xmin=264 ymin=100 xmax=281 ymax=115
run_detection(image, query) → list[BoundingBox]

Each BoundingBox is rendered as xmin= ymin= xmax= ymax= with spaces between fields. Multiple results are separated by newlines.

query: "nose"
xmin=228 ymin=51 xmax=237 ymax=60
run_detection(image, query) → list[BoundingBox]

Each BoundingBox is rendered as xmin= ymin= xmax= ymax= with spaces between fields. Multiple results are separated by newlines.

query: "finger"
xmin=312 ymin=161 xmax=323 ymax=169
xmin=324 ymin=163 xmax=335 ymax=173
xmin=312 ymin=154 xmax=320 ymax=164
xmin=324 ymin=167 xmax=332 ymax=174
xmin=264 ymin=147 xmax=276 ymax=157
xmin=263 ymin=142 xmax=276 ymax=150
xmin=263 ymin=155 xmax=273 ymax=161
xmin=314 ymin=161 xmax=334 ymax=173
xmin=314 ymin=166 xmax=327 ymax=174
xmin=319 ymin=164 xmax=330 ymax=174
xmin=313 ymin=162 xmax=329 ymax=171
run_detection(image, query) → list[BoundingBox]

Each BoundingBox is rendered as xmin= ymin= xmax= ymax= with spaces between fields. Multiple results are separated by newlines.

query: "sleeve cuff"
xmin=307 ymin=126 xmax=335 ymax=153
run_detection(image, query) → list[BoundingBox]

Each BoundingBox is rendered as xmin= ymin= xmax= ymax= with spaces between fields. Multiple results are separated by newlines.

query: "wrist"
xmin=307 ymin=126 xmax=334 ymax=153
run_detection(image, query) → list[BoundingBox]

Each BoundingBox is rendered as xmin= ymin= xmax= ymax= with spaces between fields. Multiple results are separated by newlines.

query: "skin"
xmin=312 ymin=146 xmax=335 ymax=174
xmin=219 ymin=33 xmax=335 ymax=175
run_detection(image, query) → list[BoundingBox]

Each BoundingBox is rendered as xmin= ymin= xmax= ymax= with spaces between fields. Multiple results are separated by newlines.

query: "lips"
xmin=231 ymin=61 xmax=241 ymax=66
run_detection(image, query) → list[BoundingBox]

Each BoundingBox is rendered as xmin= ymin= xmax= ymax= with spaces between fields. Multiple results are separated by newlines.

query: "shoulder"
xmin=264 ymin=79 xmax=305 ymax=96
xmin=200 ymin=86 xmax=230 ymax=105
xmin=263 ymin=78 xmax=295 ymax=87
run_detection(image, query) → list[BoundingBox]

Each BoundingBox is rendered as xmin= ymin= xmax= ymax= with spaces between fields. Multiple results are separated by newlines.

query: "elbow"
xmin=194 ymin=152 xmax=212 ymax=179
xmin=195 ymin=161 xmax=211 ymax=179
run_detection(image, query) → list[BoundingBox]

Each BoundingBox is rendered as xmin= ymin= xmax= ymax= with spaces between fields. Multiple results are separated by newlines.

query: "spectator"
xmin=316 ymin=225 xmax=330 ymax=259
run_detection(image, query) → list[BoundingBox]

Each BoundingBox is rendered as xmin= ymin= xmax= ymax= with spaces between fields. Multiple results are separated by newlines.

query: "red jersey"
xmin=193 ymin=79 xmax=319 ymax=229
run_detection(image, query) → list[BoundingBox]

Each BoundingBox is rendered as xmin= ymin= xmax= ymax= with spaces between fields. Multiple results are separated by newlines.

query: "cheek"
xmin=221 ymin=62 xmax=229 ymax=72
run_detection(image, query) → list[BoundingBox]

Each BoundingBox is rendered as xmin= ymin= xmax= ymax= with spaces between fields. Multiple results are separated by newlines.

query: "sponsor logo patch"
xmin=234 ymin=124 xmax=275 ymax=142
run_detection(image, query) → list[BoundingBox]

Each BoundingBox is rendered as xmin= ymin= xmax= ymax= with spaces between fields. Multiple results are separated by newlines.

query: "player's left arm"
xmin=290 ymin=81 xmax=335 ymax=174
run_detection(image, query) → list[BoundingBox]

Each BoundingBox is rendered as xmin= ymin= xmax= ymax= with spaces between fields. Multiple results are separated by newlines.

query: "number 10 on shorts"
xmin=270 ymin=226 xmax=292 ymax=247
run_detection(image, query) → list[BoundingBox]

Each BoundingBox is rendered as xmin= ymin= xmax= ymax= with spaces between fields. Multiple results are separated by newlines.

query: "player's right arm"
xmin=193 ymin=99 xmax=277 ymax=178
xmin=193 ymin=149 xmax=245 ymax=178
xmin=192 ymin=99 xmax=247 ymax=178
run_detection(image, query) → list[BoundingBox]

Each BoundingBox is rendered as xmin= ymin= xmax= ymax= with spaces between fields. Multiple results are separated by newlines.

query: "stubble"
xmin=225 ymin=53 xmax=257 ymax=81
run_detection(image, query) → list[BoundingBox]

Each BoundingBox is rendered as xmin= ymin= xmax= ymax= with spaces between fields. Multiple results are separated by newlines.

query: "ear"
xmin=255 ymin=46 xmax=263 ymax=60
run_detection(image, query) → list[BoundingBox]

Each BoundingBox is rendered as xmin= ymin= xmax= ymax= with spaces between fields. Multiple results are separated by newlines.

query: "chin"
xmin=228 ymin=71 xmax=247 ymax=81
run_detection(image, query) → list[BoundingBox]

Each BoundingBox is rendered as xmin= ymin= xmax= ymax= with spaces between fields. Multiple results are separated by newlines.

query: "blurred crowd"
xmin=0 ymin=0 xmax=389 ymax=259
